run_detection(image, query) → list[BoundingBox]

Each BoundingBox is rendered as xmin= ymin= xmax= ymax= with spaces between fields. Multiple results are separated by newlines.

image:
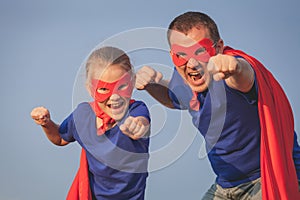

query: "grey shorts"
xmin=202 ymin=178 xmax=261 ymax=200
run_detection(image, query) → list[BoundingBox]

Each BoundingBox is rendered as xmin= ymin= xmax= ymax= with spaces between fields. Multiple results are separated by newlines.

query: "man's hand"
xmin=207 ymin=54 xmax=241 ymax=81
xmin=135 ymin=66 xmax=163 ymax=90
xmin=207 ymin=54 xmax=254 ymax=93
xmin=119 ymin=116 xmax=150 ymax=140
xmin=31 ymin=106 xmax=50 ymax=126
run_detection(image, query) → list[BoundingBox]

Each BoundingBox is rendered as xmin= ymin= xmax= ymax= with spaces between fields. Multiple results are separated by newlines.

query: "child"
xmin=31 ymin=46 xmax=150 ymax=200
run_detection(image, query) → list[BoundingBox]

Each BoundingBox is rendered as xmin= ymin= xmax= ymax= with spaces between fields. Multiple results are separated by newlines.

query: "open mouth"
xmin=187 ymin=69 xmax=205 ymax=85
xmin=107 ymin=101 xmax=125 ymax=114
xmin=108 ymin=101 xmax=124 ymax=109
xmin=188 ymin=71 xmax=203 ymax=81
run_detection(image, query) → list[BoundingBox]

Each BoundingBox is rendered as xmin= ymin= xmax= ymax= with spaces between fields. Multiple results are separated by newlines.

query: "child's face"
xmin=90 ymin=64 xmax=134 ymax=121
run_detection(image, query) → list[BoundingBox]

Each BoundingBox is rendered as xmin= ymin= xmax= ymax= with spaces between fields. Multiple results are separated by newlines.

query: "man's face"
xmin=169 ymin=27 xmax=219 ymax=93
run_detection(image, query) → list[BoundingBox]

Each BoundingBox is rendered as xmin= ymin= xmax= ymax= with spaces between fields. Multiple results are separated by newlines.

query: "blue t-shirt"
xmin=168 ymin=68 xmax=300 ymax=188
xmin=59 ymin=101 xmax=150 ymax=200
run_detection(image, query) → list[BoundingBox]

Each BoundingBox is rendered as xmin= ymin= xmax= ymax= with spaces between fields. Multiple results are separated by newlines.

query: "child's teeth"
xmin=111 ymin=102 xmax=121 ymax=108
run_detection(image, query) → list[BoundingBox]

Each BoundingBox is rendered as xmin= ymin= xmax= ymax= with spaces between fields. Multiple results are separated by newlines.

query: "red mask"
xmin=91 ymin=73 xmax=134 ymax=102
xmin=170 ymin=38 xmax=216 ymax=67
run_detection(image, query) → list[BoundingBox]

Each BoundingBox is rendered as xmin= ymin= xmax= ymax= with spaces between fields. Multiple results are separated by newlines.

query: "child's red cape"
xmin=224 ymin=47 xmax=300 ymax=200
xmin=66 ymin=148 xmax=92 ymax=200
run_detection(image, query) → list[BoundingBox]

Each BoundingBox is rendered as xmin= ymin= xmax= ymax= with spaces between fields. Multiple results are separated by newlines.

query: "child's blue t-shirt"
xmin=58 ymin=101 xmax=150 ymax=200
xmin=168 ymin=68 xmax=300 ymax=188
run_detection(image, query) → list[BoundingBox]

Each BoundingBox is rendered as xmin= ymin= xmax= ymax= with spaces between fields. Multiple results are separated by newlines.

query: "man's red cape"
xmin=224 ymin=46 xmax=300 ymax=200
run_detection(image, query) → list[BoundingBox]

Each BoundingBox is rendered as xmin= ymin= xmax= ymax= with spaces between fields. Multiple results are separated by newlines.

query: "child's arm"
xmin=31 ymin=107 xmax=69 ymax=146
xmin=119 ymin=116 xmax=150 ymax=140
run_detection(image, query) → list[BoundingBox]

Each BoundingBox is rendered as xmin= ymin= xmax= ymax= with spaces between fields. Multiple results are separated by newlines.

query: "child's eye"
xmin=176 ymin=52 xmax=187 ymax=58
xmin=118 ymin=83 xmax=129 ymax=90
xmin=195 ymin=47 xmax=206 ymax=55
xmin=97 ymin=88 xmax=110 ymax=94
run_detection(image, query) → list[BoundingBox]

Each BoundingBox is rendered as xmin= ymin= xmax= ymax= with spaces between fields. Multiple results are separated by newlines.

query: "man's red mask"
xmin=91 ymin=73 xmax=134 ymax=102
xmin=170 ymin=38 xmax=216 ymax=67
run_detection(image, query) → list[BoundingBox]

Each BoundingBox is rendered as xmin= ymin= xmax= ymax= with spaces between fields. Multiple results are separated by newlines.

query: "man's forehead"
xmin=169 ymin=32 xmax=197 ymax=46
xmin=169 ymin=28 xmax=210 ymax=46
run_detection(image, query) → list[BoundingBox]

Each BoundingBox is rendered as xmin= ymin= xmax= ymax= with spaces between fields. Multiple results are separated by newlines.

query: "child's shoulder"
xmin=73 ymin=102 xmax=92 ymax=114
xmin=129 ymin=100 xmax=150 ymax=119
xmin=129 ymin=100 xmax=148 ymax=109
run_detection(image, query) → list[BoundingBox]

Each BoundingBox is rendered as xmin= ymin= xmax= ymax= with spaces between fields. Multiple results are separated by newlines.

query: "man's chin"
xmin=189 ymin=83 xmax=209 ymax=93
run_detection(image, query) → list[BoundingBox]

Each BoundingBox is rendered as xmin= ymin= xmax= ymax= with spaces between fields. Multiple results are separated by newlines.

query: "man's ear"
xmin=132 ymin=74 xmax=136 ymax=85
xmin=215 ymin=39 xmax=224 ymax=54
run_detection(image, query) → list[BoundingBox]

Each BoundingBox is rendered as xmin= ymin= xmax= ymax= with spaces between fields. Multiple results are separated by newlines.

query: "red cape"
xmin=224 ymin=47 xmax=300 ymax=200
xmin=66 ymin=148 xmax=92 ymax=200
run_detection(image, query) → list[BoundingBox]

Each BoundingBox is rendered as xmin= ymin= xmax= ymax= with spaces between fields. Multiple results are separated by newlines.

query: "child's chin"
xmin=112 ymin=113 xmax=125 ymax=121
xmin=110 ymin=101 xmax=129 ymax=120
xmin=111 ymin=109 xmax=126 ymax=120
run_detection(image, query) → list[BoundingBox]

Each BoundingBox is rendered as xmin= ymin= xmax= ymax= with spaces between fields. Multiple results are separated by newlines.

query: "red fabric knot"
xmin=189 ymin=91 xmax=200 ymax=111
xmin=89 ymin=102 xmax=115 ymax=135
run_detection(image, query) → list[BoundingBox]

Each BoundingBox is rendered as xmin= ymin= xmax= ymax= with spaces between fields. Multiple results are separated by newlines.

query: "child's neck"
xmin=96 ymin=117 xmax=116 ymax=130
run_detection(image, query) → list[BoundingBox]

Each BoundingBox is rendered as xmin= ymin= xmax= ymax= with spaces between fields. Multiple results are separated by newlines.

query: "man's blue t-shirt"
xmin=168 ymin=68 xmax=300 ymax=188
xmin=58 ymin=101 xmax=150 ymax=200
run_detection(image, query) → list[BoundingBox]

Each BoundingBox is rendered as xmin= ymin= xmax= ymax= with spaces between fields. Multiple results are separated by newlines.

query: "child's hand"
xmin=119 ymin=116 xmax=150 ymax=140
xmin=31 ymin=106 xmax=51 ymax=126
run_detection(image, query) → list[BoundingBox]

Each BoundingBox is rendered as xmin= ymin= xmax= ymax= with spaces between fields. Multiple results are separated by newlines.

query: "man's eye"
xmin=195 ymin=47 xmax=206 ymax=55
xmin=176 ymin=52 xmax=187 ymax=58
xmin=97 ymin=88 xmax=110 ymax=94
xmin=118 ymin=83 xmax=129 ymax=90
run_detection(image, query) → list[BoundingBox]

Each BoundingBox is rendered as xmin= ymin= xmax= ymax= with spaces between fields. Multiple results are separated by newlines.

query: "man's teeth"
xmin=189 ymin=72 xmax=200 ymax=76
xmin=188 ymin=71 xmax=203 ymax=81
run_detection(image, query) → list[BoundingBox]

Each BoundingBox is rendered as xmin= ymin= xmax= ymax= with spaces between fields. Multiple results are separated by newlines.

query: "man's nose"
xmin=186 ymin=57 xmax=200 ymax=69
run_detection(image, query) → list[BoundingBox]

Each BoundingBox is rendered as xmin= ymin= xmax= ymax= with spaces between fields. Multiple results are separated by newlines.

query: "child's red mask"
xmin=170 ymin=38 xmax=216 ymax=67
xmin=91 ymin=73 xmax=134 ymax=102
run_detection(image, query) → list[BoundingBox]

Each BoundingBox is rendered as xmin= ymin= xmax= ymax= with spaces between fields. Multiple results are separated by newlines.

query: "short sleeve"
xmin=128 ymin=101 xmax=151 ymax=122
xmin=58 ymin=113 xmax=76 ymax=142
xmin=224 ymin=72 xmax=258 ymax=105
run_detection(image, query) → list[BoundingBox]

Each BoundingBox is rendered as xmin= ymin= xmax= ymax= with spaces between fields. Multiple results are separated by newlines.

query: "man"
xmin=136 ymin=11 xmax=300 ymax=199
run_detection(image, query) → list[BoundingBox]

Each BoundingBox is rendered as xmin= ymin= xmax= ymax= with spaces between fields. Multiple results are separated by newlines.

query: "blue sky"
xmin=1 ymin=0 xmax=300 ymax=199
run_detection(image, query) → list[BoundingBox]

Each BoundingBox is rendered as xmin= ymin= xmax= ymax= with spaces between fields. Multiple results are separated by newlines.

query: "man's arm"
xmin=208 ymin=55 xmax=254 ymax=93
xmin=135 ymin=66 xmax=175 ymax=108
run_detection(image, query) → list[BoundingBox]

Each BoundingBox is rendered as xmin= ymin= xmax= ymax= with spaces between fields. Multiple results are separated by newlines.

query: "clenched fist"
xmin=31 ymin=106 xmax=50 ymax=126
xmin=119 ymin=116 xmax=150 ymax=140
xmin=207 ymin=54 xmax=241 ymax=81
xmin=135 ymin=66 xmax=163 ymax=90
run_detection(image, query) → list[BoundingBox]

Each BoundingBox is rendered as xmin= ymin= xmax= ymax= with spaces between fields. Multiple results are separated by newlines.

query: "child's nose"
xmin=109 ymin=93 xmax=121 ymax=101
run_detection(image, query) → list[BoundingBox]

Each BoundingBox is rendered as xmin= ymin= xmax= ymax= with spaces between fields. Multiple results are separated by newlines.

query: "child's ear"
xmin=85 ymin=82 xmax=92 ymax=97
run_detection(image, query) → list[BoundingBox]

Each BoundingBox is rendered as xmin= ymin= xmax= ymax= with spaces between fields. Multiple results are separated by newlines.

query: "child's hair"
xmin=85 ymin=46 xmax=133 ymax=84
